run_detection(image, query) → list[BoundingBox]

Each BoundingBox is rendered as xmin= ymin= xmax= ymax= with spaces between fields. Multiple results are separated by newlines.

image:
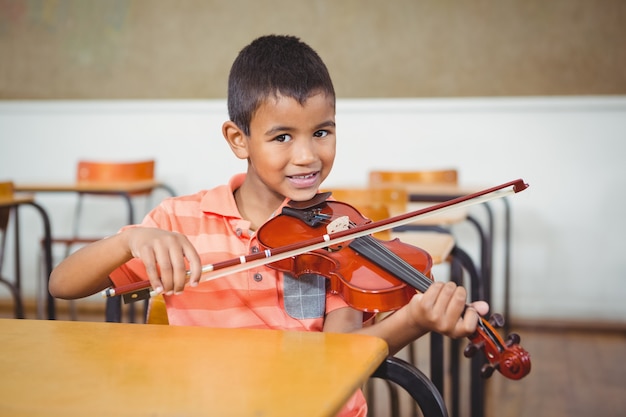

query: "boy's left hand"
xmin=406 ymin=281 xmax=489 ymax=339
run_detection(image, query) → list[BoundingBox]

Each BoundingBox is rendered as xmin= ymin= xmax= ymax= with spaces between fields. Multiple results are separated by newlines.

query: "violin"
xmin=103 ymin=179 xmax=531 ymax=379
xmin=257 ymin=197 xmax=531 ymax=380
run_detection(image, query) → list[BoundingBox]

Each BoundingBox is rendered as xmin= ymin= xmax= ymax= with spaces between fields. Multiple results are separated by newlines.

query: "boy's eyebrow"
xmin=264 ymin=120 xmax=336 ymax=136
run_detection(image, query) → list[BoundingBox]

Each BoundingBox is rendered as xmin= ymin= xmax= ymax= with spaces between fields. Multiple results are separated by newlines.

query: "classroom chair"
xmin=369 ymin=169 xmax=458 ymax=186
xmin=44 ymin=159 xmax=158 ymax=322
xmin=368 ymin=168 xmax=491 ymax=300
xmin=319 ymin=187 xmax=454 ymax=416
xmin=324 ymin=187 xmax=456 ymax=264
xmin=368 ymin=169 xmax=488 ymax=417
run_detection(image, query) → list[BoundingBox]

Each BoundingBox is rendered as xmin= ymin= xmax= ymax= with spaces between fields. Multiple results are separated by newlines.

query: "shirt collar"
xmin=198 ymin=173 xmax=291 ymax=229
xmin=199 ymin=173 xmax=246 ymax=218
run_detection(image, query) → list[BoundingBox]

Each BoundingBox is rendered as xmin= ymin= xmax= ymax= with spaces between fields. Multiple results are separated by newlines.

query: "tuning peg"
xmin=480 ymin=363 xmax=497 ymax=378
xmin=463 ymin=340 xmax=484 ymax=358
xmin=488 ymin=313 xmax=505 ymax=328
xmin=505 ymin=333 xmax=521 ymax=346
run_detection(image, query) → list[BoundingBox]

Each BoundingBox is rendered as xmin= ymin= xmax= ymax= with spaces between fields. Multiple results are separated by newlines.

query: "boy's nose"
xmin=292 ymin=138 xmax=317 ymax=164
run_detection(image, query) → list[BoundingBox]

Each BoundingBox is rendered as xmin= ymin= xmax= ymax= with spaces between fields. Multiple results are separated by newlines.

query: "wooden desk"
xmin=0 ymin=196 xmax=53 ymax=319
xmin=0 ymin=319 xmax=388 ymax=417
xmin=15 ymin=180 xmax=176 ymax=224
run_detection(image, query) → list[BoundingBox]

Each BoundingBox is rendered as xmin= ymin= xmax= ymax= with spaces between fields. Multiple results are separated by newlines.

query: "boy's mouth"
xmin=289 ymin=172 xmax=317 ymax=180
xmin=288 ymin=171 xmax=320 ymax=187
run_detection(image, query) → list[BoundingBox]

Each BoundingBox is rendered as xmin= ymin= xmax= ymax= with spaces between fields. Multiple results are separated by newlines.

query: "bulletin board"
xmin=1 ymin=0 xmax=625 ymax=99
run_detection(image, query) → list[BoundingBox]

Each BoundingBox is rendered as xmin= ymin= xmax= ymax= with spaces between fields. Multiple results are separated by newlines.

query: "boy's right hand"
xmin=123 ymin=227 xmax=202 ymax=295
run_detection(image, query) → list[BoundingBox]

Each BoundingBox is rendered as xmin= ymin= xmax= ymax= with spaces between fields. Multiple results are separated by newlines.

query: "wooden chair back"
xmin=369 ymin=169 xmax=458 ymax=187
xmin=326 ymin=187 xmax=408 ymax=215
xmin=72 ymin=159 xmax=156 ymax=225
xmin=0 ymin=182 xmax=14 ymax=265
xmin=0 ymin=181 xmax=14 ymax=233
xmin=77 ymin=160 xmax=155 ymax=195
xmin=0 ymin=181 xmax=13 ymax=198
xmin=146 ymin=294 xmax=169 ymax=325
xmin=368 ymin=169 xmax=467 ymax=226
xmin=322 ymin=187 xmax=408 ymax=239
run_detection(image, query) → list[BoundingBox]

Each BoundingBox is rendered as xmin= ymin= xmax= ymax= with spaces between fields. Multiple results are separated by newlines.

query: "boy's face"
xmin=243 ymin=92 xmax=336 ymax=203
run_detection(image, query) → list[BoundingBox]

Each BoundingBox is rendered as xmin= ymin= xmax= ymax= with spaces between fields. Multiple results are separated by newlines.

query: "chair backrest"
xmin=70 ymin=160 xmax=156 ymax=234
xmin=369 ymin=169 xmax=458 ymax=187
xmin=0 ymin=181 xmax=13 ymax=197
xmin=327 ymin=187 xmax=408 ymax=216
xmin=146 ymin=294 xmax=169 ymax=325
xmin=0 ymin=181 xmax=15 ymax=269
xmin=77 ymin=160 xmax=155 ymax=190
xmin=322 ymin=187 xmax=408 ymax=239
xmin=0 ymin=181 xmax=14 ymax=230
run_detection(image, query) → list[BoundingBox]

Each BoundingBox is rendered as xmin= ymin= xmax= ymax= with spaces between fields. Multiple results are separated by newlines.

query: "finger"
xmin=434 ymin=282 xmax=463 ymax=320
xmin=460 ymin=301 xmax=489 ymax=336
xmin=138 ymin=247 xmax=164 ymax=294
xmin=445 ymin=285 xmax=469 ymax=318
xmin=184 ymin=244 xmax=202 ymax=287
xmin=457 ymin=305 xmax=481 ymax=336
xmin=420 ymin=281 xmax=446 ymax=311
xmin=153 ymin=244 xmax=175 ymax=295
xmin=169 ymin=246 xmax=189 ymax=294
xmin=469 ymin=300 xmax=490 ymax=316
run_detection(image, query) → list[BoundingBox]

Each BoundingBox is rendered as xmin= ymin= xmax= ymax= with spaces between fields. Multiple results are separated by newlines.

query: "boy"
xmin=50 ymin=35 xmax=488 ymax=416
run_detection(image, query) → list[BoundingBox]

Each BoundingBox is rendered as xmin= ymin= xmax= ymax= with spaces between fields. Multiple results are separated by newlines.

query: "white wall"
xmin=1 ymin=97 xmax=625 ymax=324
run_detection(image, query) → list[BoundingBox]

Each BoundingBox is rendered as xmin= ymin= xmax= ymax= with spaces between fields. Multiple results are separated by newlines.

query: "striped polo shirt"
xmin=109 ymin=173 xmax=368 ymax=416
xmin=109 ymin=173 xmax=352 ymax=330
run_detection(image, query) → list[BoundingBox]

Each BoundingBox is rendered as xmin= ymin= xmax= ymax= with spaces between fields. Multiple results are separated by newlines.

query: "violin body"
xmin=258 ymin=195 xmax=531 ymax=380
xmin=257 ymin=200 xmax=432 ymax=312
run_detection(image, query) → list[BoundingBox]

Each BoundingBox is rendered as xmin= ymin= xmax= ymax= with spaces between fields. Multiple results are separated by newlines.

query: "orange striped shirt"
xmin=110 ymin=173 xmax=352 ymax=330
xmin=110 ymin=173 xmax=367 ymax=416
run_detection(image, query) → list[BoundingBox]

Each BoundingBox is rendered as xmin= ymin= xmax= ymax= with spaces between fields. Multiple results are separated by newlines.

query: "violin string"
xmin=316 ymin=217 xmax=433 ymax=292
xmin=358 ymin=235 xmax=433 ymax=293
xmin=332 ymin=216 xmax=431 ymax=290
xmin=357 ymin=234 xmax=510 ymax=352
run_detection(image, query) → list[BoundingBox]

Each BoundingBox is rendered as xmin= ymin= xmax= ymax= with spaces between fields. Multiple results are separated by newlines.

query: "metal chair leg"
xmin=372 ymin=356 xmax=449 ymax=417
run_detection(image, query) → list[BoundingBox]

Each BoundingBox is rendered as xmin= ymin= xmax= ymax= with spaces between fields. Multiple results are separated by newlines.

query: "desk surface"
xmin=0 ymin=319 xmax=388 ymax=417
xmin=15 ymin=180 xmax=167 ymax=194
xmin=0 ymin=195 xmax=35 ymax=207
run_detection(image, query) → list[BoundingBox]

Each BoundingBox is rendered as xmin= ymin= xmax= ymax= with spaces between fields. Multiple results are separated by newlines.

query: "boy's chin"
xmin=285 ymin=189 xmax=321 ymax=204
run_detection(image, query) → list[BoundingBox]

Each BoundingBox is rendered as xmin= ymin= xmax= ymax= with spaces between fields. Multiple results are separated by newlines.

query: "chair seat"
xmin=389 ymin=231 xmax=455 ymax=265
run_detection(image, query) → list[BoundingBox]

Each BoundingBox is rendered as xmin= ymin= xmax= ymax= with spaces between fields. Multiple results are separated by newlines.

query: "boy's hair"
xmin=227 ymin=35 xmax=336 ymax=136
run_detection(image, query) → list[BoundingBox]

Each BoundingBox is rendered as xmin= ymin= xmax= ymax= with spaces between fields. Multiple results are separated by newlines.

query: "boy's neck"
xmin=234 ymin=182 xmax=284 ymax=231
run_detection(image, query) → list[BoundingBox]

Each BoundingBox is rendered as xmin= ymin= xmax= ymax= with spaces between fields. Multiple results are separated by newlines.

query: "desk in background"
xmin=0 ymin=319 xmax=388 ymax=417
xmin=402 ymin=183 xmax=514 ymax=319
xmin=0 ymin=194 xmax=53 ymax=319
xmin=15 ymin=180 xmax=176 ymax=321
xmin=15 ymin=180 xmax=176 ymax=224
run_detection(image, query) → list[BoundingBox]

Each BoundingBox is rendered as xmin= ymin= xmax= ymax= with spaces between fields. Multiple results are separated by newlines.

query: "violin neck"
xmin=348 ymin=236 xmax=432 ymax=293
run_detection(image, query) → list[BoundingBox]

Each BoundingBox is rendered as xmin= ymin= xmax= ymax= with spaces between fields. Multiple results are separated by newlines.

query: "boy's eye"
xmin=275 ymin=134 xmax=292 ymax=143
xmin=314 ymin=130 xmax=329 ymax=138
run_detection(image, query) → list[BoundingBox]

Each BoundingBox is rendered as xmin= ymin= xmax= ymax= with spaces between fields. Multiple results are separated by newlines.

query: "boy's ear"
xmin=222 ymin=121 xmax=249 ymax=159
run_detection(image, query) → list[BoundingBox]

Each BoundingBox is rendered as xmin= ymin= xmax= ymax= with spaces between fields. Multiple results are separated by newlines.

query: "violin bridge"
xmin=327 ymin=215 xmax=350 ymax=234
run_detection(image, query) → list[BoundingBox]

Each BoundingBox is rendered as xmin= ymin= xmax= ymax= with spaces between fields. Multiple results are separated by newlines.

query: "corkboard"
xmin=1 ymin=0 xmax=625 ymax=99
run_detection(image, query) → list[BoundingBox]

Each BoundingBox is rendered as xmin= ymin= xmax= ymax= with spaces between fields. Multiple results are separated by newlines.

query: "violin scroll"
xmin=463 ymin=313 xmax=531 ymax=380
